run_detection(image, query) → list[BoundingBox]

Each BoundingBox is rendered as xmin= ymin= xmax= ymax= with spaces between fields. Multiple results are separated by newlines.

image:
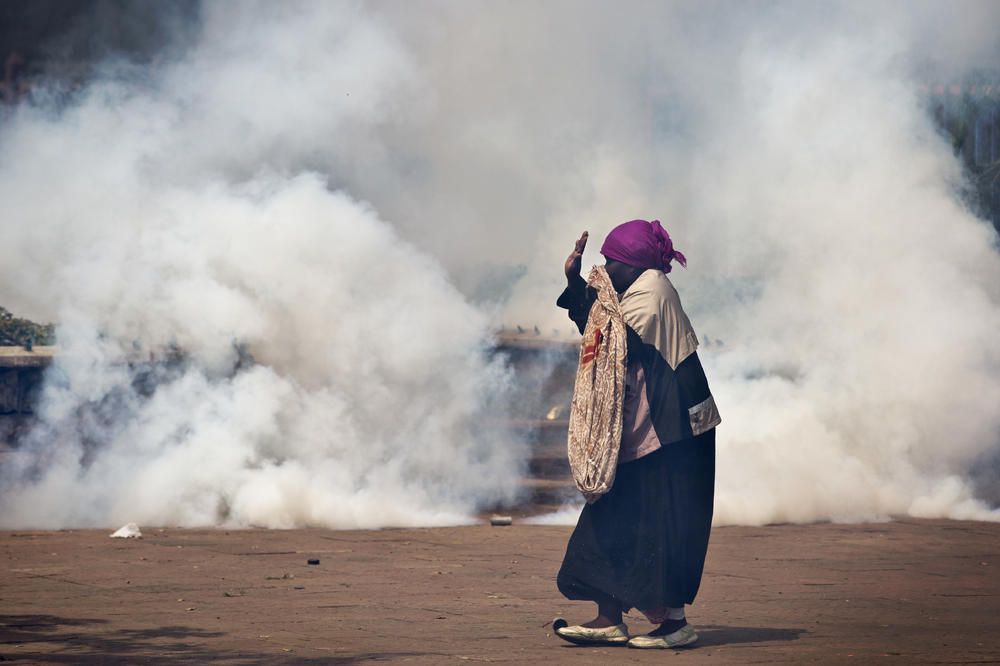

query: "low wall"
xmin=0 ymin=347 xmax=57 ymax=447
xmin=0 ymin=346 xmax=56 ymax=413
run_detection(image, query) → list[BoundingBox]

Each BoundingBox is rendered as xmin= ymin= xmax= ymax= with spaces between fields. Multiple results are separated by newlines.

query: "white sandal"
xmin=555 ymin=622 xmax=630 ymax=645
xmin=627 ymin=623 xmax=698 ymax=648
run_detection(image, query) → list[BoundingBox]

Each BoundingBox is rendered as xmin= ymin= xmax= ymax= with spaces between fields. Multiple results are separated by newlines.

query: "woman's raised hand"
xmin=564 ymin=231 xmax=589 ymax=283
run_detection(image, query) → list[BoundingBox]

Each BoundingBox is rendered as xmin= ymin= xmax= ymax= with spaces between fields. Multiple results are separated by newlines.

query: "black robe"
xmin=555 ymin=274 xmax=717 ymax=611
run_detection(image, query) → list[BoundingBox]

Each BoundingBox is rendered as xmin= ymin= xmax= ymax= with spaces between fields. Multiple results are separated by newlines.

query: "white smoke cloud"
xmin=2 ymin=1 xmax=999 ymax=527
xmin=0 ymin=3 xmax=523 ymax=529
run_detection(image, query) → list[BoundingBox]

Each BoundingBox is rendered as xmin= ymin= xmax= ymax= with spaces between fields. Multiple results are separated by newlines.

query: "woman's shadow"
xmin=696 ymin=624 xmax=805 ymax=647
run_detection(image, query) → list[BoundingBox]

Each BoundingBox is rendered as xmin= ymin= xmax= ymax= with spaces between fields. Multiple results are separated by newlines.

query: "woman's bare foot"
xmin=580 ymin=599 xmax=623 ymax=628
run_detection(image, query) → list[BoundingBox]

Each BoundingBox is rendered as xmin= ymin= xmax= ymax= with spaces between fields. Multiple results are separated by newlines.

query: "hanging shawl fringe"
xmin=567 ymin=265 xmax=628 ymax=504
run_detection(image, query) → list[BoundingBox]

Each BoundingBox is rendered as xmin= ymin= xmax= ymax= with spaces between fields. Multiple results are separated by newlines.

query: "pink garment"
xmin=617 ymin=362 xmax=662 ymax=464
xmin=600 ymin=219 xmax=687 ymax=274
xmin=619 ymin=362 xmax=681 ymax=625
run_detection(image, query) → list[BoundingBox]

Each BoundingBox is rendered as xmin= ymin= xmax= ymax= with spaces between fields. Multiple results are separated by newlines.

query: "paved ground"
xmin=1 ymin=517 xmax=998 ymax=664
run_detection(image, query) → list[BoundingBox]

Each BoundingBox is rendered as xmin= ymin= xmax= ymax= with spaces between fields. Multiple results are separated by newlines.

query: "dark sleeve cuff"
xmin=556 ymin=275 xmax=593 ymax=334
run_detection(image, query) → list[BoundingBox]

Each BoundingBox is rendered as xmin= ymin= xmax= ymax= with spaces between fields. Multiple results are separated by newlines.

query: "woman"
xmin=554 ymin=220 xmax=720 ymax=649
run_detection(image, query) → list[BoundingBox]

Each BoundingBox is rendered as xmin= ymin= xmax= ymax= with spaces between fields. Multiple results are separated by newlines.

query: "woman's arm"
xmin=557 ymin=232 xmax=595 ymax=334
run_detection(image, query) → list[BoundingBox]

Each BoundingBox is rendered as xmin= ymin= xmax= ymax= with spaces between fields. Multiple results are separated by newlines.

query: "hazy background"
xmin=1 ymin=0 xmax=999 ymax=527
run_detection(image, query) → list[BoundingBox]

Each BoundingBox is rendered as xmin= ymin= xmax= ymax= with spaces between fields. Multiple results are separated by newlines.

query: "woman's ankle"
xmin=649 ymin=618 xmax=687 ymax=636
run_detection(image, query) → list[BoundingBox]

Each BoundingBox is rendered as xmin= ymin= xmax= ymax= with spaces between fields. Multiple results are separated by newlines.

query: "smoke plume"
xmin=2 ymin=1 xmax=999 ymax=527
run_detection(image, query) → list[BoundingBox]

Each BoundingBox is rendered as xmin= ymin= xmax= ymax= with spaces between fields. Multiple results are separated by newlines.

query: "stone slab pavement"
xmin=1 ymin=518 xmax=998 ymax=664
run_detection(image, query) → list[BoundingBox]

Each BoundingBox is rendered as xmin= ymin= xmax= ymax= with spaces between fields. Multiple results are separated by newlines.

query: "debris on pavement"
xmin=110 ymin=523 xmax=142 ymax=538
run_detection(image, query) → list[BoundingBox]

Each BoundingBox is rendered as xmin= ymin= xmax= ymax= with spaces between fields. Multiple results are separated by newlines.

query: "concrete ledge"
xmin=0 ymin=346 xmax=59 ymax=368
xmin=493 ymin=333 xmax=576 ymax=351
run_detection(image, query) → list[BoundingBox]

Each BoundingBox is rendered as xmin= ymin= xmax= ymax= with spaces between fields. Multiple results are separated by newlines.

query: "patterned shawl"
xmin=567 ymin=265 xmax=628 ymax=503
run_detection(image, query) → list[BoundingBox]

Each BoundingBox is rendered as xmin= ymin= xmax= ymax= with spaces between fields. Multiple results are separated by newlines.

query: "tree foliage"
xmin=0 ymin=306 xmax=55 ymax=347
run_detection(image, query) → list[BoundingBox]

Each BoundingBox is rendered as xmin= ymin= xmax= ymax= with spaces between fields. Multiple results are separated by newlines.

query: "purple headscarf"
xmin=600 ymin=219 xmax=687 ymax=274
